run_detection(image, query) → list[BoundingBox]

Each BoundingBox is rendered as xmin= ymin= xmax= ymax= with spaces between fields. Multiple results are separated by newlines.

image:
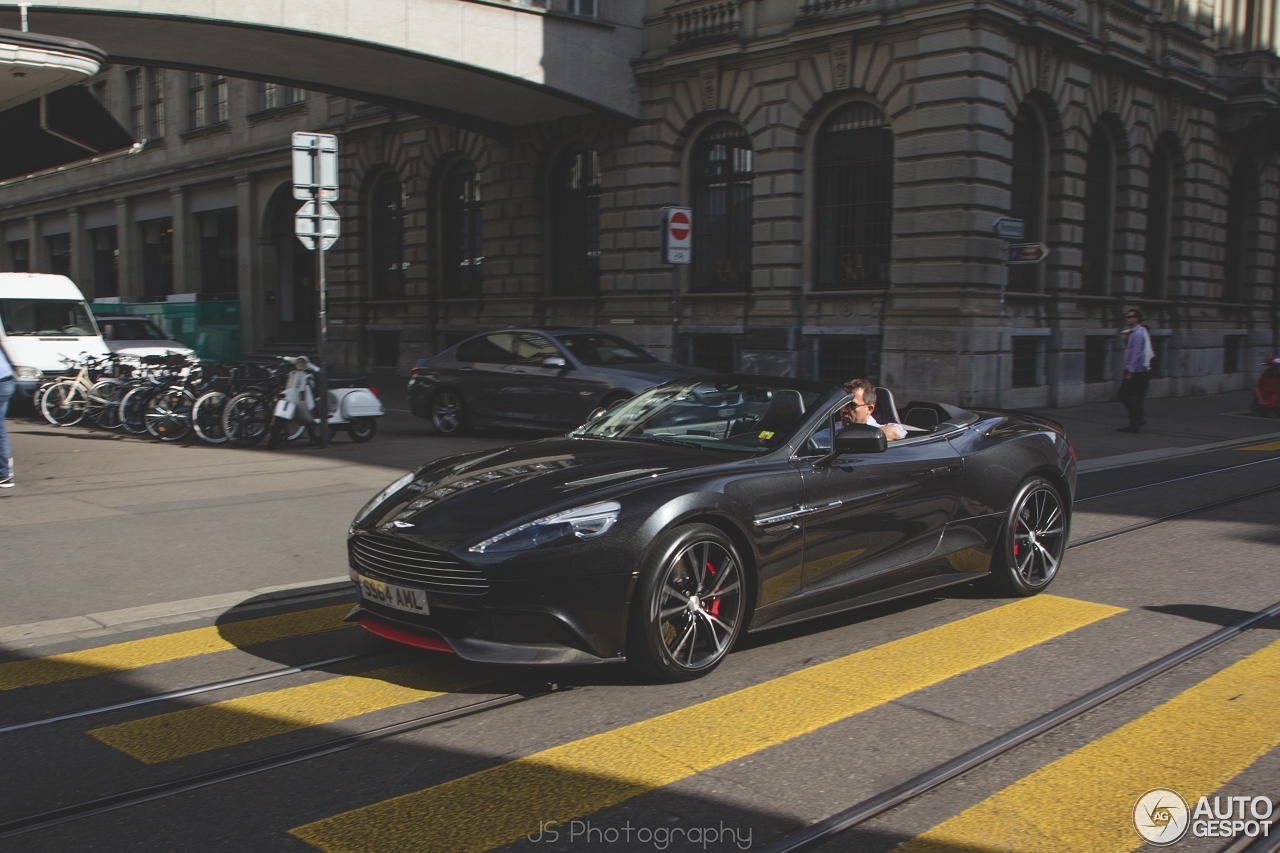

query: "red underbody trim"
xmin=358 ymin=617 xmax=455 ymax=653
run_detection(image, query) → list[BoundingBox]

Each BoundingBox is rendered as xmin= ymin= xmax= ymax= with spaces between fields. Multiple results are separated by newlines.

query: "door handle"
xmin=924 ymin=465 xmax=954 ymax=476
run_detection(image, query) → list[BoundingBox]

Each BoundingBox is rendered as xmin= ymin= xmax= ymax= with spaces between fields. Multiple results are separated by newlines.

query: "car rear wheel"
xmin=628 ymin=523 xmax=746 ymax=682
xmin=991 ymin=476 xmax=1067 ymax=596
xmin=430 ymin=389 xmax=469 ymax=436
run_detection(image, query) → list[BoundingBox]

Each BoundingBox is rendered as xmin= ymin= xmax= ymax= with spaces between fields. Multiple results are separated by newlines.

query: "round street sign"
xmin=662 ymin=206 xmax=692 ymax=265
xmin=669 ymin=210 xmax=690 ymax=241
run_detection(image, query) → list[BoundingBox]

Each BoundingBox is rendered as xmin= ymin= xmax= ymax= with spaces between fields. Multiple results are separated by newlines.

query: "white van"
xmin=0 ymin=273 xmax=112 ymax=402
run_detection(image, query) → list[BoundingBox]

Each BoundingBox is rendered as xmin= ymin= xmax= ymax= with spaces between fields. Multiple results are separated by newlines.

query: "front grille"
xmin=350 ymin=534 xmax=488 ymax=596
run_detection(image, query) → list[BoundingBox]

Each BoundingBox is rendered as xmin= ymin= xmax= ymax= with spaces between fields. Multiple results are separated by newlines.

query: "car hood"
xmin=0 ymin=334 xmax=111 ymax=372
xmin=362 ymin=436 xmax=724 ymax=552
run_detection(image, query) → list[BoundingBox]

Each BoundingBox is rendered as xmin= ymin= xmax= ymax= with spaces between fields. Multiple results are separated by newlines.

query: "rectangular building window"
xmin=196 ymin=209 xmax=238 ymax=298
xmin=127 ymin=68 xmax=144 ymax=140
xmin=1011 ymin=337 xmax=1042 ymax=387
xmin=814 ymin=336 xmax=881 ymax=385
xmin=370 ymin=331 xmax=401 ymax=368
xmin=566 ymin=0 xmax=597 ymax=15
xmin=211 ymin=75 xmax=229 ymax=124
xmin=46 ymin=234 xmax=71 ymax=277
xmin=148 ymin=68 xmax=165 ymax=140
xmin=690 ymin=335 xmax=736 ymax=373
xmin=90 ymin=226 xmax=119 ymax=298
xmin=139 ymin=217 xmax=174 ymax=298
xmin=7 ymin=239 xmax=29 ymax=272
xmin=188 ymin=73 xmax=228 ymax=129
xmin=1084 ymin=336 xmax=1111 ymax=383
xmin=258 ymin=82 xmax=305 ymax=111
xmin=1224 ymin=336 xmax=1242 ymax=373
xmin=188 ymin=72 xmax=206 ymax=129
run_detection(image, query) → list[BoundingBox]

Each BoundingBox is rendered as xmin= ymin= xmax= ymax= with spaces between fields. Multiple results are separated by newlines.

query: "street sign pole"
xmin=293 ymin=132 xmax=340 ymax=448
xmin=662 ymin=207 xmax=693 ymax=362
xmin=311 ymin=144 xmax=329 ymax=447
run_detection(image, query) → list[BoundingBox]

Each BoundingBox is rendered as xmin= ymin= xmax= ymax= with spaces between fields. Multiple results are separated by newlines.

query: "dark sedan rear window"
xmin=556 ymin=333 xmax=656 ymax=366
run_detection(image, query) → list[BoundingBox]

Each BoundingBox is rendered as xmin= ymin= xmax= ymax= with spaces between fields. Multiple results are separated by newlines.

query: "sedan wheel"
xmin=992 ymin=477 xmax=1067 ymax=596
xmin=630 ymin=524 xmax=746 ymax=681
xmin=430 ymin=389 xmax=469 ymax=436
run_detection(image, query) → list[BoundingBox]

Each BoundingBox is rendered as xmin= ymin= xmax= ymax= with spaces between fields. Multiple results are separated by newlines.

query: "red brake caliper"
xmin=706 ymin=562 xmax=721 ymax=616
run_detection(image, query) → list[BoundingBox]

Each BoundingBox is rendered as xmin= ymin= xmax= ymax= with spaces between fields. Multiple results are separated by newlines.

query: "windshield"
xmin=101 ymin=319 xmax=167 ymax=341
xmin=574 ymin=379 xmax=821 ymax=452
xmin=0 ymin=299 xmax=97 ymax=337
xmin=556 ymin=333 xmax=657 ymax=366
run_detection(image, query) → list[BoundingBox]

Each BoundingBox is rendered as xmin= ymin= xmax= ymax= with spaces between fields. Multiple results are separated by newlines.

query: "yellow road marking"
xmin=898 ymin=637 xmax=1280 ymax=853
xmin=90 ymin=661 xmax=476 ymax=764
xmin=1236 ymin=439 xmax=1280 ymax=451
xmin=0 ymin=605 xmax=352 ymax=691
xmin=290 ymin=595 xmax=1123 ymax=853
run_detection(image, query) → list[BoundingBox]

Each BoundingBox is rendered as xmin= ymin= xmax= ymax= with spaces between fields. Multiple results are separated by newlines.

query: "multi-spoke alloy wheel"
xmin=630 ymin=524 xmax=746 ymax=681
xmin=430 ymin=389 xmax=468 ymax=436
xmin=993 ymin=477 xmax=1068 ymax=596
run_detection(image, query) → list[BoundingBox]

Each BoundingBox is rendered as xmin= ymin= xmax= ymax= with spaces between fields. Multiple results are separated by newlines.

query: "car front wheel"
xmin=430 ymin=389 xmax=469 ymax=436
xmin=991 ymin=476 xmax=1068 ymax=596
xmin=628 ymin=523 xmax=747 ymax=681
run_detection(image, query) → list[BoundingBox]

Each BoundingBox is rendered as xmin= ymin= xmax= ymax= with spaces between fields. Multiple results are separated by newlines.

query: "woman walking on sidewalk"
xmin=0 ymin=342 xmax=14 ymax=487
xmin=1117 ymin=308 xmax=1154 ymax=433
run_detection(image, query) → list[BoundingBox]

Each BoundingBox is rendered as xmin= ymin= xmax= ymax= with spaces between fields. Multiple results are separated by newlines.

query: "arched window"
xmin=1144 ymin=140 xmax=1174 ymax=299
xmin=815 ymin=103 xmax=893 ymax=290
xmin=1224 ymin=157 xmax=1257 ymax=303
xmin=1081 ymin=123 xmax=1117 ymax=295
xmin=441 ymin=160 xmax=483 ymax=298
xmin=369 ymin=172 xmax=405 ymax=300
xmin=549 ymin=147 xmax=602 ymax=296
xmin=692 ymin=123 xmax=753 ymax=292
xmin=1009 ymin=105 xmax=1048 ymax=293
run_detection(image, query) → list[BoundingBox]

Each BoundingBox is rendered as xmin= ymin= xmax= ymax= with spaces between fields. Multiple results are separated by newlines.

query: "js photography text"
xmin=528 ymin=820 xmax=753 ymax=849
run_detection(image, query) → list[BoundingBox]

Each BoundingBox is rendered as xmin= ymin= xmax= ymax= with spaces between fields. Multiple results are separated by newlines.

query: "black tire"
xmin=348 ymin=418 xmax=377 ymax=442
xmin=430 ymin=388 xmax=469 ymax=436
xmin=86 ymin=378 xmax=124 ymax=430
xmin=627 ymin=523 xmax=747 ymax=682
xmin=989 ymin=476 xmax=1068 ymax=597
xmin=222 ymin=392 xmax=269 ymax=447
xmin=192 ymin=391 xmax=228 ymax=444
xmin=119 ymin=385 xmax=154 ymax=436
xmin=145 ymin=387 xmax=195 ymax=442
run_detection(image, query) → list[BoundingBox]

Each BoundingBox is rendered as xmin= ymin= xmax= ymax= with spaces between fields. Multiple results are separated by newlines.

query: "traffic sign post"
xmin=992 ymin=218 xmax=1047 ymax=408
xmin=293 ymin=132 xmax=340 ymax=447
xmin=661 ymin=206 xmax=693 ymax=357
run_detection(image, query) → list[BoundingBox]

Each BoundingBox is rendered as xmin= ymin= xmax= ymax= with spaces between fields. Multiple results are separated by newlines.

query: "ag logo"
xmin=1134 ymin=788 xmax=1190 ymax=845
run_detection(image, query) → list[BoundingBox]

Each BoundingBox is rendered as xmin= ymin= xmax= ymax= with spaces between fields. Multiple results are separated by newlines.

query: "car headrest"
xmin=874 ymin=386 xmax=900 ymax=425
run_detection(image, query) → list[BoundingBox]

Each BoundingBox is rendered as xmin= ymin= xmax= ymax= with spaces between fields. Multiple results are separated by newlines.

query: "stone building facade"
xmin=0 ymin=0 xmax=1277 ymax=408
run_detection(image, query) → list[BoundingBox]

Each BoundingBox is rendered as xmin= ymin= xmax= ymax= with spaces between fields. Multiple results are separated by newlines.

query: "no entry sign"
xmin=662 ymin=206 xmax=692 ymax=265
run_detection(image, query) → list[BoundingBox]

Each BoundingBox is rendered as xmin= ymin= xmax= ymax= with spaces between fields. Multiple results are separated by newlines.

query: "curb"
xmin=1077 ymin=431 xmax=1280 ymax=474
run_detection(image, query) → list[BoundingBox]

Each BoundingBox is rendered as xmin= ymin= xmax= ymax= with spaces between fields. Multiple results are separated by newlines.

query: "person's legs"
xmin=1131 ymin=371 xmax=1150 ymax=425
xmin=0 ymin=378 xmax=14 ymax=482
xmin=1117 ymin=378 xmax=1138 ymax=426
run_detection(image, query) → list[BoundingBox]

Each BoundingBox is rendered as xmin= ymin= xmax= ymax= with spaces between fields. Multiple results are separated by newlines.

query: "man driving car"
xmin=839 ymin=379 xmax=906 ymax=441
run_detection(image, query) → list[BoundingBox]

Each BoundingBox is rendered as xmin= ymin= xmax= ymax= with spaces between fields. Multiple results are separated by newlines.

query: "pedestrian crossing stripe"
xmin=1236 ymin=440 xmax=1280 ymax=451
xmin=896 ymin=636 xmax=1280 ymax=853
xmin=89 ymin=660 xmax=481 ymax=764
xmin=0 ymin=605 xmax=352 ymax=691
xmin=289 ymin=594 xmax=1123 ymax=853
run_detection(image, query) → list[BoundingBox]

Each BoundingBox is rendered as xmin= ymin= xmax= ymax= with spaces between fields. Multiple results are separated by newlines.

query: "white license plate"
xmin=357 ymin=574 xmax=429 ymax=616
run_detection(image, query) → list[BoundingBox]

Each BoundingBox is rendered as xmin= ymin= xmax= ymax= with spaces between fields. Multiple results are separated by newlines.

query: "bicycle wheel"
xmin=40 ymin=380 xmax=87 ymax=427
xmin=192 ymin=391 xmax=229 ymax=444
xmin=120 ymin=385 xmax=155 ymax=436
xmin=223 ymin=392 xmax=270 ymax=447
xmin=86 ymin=378 xmax=125 ymax=430
xmin=145 ymin=387 xmax=195 ymax=441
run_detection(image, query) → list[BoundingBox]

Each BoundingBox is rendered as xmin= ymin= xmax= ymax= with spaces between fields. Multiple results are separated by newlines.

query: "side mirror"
xmin=543 ymin=356 xmax=568 ymax=369
xmin=817 ymin=423 xmax=887 ymax=465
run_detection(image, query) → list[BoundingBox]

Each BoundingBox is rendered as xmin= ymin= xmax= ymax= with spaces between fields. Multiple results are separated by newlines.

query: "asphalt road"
xmin=1 ymin=407 xmax=1278 ymax=853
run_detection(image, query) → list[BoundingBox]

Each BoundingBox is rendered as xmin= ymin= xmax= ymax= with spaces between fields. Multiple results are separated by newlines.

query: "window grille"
xmin=1084 ymin=336 xmax=1110 ymax=383
xmin=815 ymin=103 xmax=892 ymax=290
xmin=441 ymin=162 xmax=483 ymax=298
xmin=1224 ymin=336 xmax=1242 ymax=373
xmin=89 ymin=227 xmax=118 ymax=298
xmin=1009 ymin=106 xmax=1047 ymax=293
xmin=1145 ymin=142 xmax=1173 ymax=299
xmin=691 ymin=335 xmax=736 ymax=373
xmin=1011 ymin=337 xmax=1042 ymax=387
xmin=140 ymin=218 xmax=174 ymax=298
xmin=1224 ymin=160 xmax=1256 ymax=303
xmin=815 ymin=336 xmax=881 ymax=385
xmin=1082 ymin=124 xmax=1116 ymax=296
xmin=6 ymin=240 xmax=28 ymax=272
xmin=370 ymin=173 xmax=406 ymax=300
xmin=549 ymin=148 xmax=602 ymax=296
xmin=692 ymin=123 xmax=753 ymax=292
xmin=197 ymin=209 xmax=238 ymax=298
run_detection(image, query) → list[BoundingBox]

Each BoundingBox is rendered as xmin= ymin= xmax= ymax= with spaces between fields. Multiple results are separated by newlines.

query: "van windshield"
xmin=0 ymin=299 xmax=97 ymax=336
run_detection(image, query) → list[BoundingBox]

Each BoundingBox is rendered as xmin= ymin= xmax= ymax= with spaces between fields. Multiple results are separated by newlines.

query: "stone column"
xmin=26 ymin=216 xmax=44 ymax=272
xmin=170 ymin=188 xmax=192 ymax=295
xmin=115 ymin=199 xmax=137 ymax=302
xmin=68 ymin=208 xmax=88 ymax=293
xmin=236 ymin=176 xmax=258 ymax=354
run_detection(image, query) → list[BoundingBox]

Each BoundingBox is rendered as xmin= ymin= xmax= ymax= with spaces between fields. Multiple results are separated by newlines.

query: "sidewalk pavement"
xmin=1028 ymin=389 xmax=1280 ymax=466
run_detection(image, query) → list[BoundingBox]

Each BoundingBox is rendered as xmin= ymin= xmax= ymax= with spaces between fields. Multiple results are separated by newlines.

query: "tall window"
xmin=148 ymin=69 xmax=165 ymax=140
xmin=1009 ymin=105 xmax=1048 ymax=292
xmin=1082 ymin=123 xmax=1117 ymax=295
xmin=815 ymin=103 xmax=893 ymax=290
xmin=550 ymin=148 xmax=602 ymax=296
xmin=188 ymin=73 xmax=228 ymax=129
xmin=127 ymin=69 xmax=144 ymax=140
xmin=89 ymin=226 xmax=118 ymax=298
xmin=441 ymin=161 xmax=483 ymax=298
xmin=46 ymin=234 xmax=71 ymax=277
xmin=1224 ymin=157 xmax=1257 ymax=303
xmin=6 ymin=240 xmax=28 ymax=272
xmin=692 ymin=123 xmax=753 ymax=292
xmin=258 ymin=82 xmax=306 ymax=112
xmin=566 ymin=0 xmax=597 ymax=15
xmin=140 ymin=218 xmax=174 ymax=298
xmin=197 ymin=209 xmax=238 ymax=298
xmin=369 ymin=172 xmax=406 ymax=300
xmin=1144 ymin=141 xmax=1174 ymax=299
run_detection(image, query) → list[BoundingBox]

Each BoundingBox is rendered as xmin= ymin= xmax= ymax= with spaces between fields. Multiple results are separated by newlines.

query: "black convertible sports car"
xmin=347 ymin=376 xmax=1075 ymax=681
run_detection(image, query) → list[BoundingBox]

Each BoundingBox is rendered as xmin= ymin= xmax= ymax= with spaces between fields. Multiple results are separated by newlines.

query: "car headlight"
xmin=469 ymin=501 xmax=621 ymax=554
xmin=350 ymin=471 xmax=416 ymax=533
xmin=13 ymin=366 xmax=42 ymax=382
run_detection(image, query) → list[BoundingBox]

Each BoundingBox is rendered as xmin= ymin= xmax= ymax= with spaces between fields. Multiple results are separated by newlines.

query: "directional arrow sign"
xmin=1006 ymin=242 xmax=1049 ymax=264
xmin=993 ymin=217 xmax=1025 ymax=240
xmin=296 ymin=200 xmax=340 ymax=251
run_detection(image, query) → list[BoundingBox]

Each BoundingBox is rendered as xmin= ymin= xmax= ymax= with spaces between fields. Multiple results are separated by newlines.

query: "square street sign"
xmin=292 ymin=132 xmax=339 ymax=201
xmin=662 ymin=206 xmax=692 ymax=265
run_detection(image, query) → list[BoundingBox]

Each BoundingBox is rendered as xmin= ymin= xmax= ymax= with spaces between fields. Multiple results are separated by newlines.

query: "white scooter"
xmin=268 ymin=356 xmax=385 ymax=447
